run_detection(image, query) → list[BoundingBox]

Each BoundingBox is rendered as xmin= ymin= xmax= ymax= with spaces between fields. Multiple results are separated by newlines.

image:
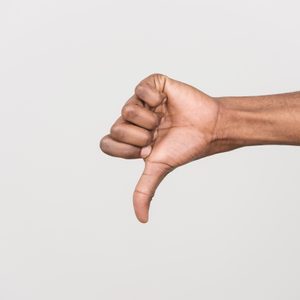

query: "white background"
xmin=1 ymin=0 xmax=300 ymax=299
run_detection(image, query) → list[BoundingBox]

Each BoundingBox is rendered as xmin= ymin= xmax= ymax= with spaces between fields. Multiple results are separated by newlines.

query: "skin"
xmin=100 ymin=73 xmax=300 ymax=223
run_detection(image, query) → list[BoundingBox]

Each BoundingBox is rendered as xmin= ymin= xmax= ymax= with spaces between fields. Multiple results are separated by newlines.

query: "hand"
xmin=100 ymin=73 xmax=220 ymax=223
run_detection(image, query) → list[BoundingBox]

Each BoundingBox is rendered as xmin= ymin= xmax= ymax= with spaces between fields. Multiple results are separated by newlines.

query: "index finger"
xmin=134 ymin=74 xmax=167 ymax=107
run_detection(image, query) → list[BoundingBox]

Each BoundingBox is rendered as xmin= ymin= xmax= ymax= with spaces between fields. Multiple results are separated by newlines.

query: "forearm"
xmin=212 ymin=91 xmax=300 ymax=154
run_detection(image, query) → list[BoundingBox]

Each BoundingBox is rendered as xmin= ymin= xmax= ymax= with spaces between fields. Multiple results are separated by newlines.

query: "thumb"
xmin=133 ymin=161 xmax=174 ymax=223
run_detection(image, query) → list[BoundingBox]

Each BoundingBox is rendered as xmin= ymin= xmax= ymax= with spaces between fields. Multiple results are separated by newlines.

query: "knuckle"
xmin=110 ymin=124 xmax=119 ymax=136
xmin=99 ymin=135 xmax=109 ymax=153
xmin=110 ymin=124 xmax=124 ymax=140
xmin=134 ymin=84 xmax=145 ymax=98
xmin=122 ymin=105 xmax=136 ymax=120
xmin=146 ymin=73 xmax=163 ymax=81
xmin=151 ymin=72 xmax=162 ymax=78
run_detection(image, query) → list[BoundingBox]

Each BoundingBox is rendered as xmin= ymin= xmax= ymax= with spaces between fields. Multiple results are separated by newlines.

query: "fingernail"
xmin=140 ymin=145 xmax=152 ymax=158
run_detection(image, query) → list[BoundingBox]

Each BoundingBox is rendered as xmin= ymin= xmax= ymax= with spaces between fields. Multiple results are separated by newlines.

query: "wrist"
xmin=211 ymin=95 xmax=274 ymax=155
xmin=211 ymin=92 xmax=300 ymax=155
xmin=209 ymin=97 xmax=244 ymax=155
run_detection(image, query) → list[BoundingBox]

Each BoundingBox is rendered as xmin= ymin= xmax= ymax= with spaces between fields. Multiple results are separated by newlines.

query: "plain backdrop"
xmin=1 ymin=0 xmax=300 ymax=299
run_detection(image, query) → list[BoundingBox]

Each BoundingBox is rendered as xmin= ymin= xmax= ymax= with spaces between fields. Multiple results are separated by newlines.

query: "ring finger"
xmin=110 ymin=117 xmax=153 ymax=147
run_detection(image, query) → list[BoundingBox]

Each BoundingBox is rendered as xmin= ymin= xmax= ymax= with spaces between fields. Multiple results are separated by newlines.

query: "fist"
xmin=100 ymin=73 xmax=220 ymax=223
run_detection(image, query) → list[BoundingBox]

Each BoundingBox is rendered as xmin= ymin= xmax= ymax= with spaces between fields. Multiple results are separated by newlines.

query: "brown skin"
xmin=100 ymin=73 xmax=300 ymax=223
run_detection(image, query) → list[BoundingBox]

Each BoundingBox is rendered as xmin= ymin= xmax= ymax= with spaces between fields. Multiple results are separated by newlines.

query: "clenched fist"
xmin=100 ymin=73 xmax=221 ymax=223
